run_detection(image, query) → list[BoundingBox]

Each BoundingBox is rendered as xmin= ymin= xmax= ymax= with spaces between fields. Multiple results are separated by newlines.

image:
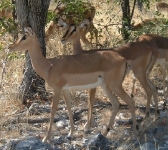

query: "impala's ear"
xmin=57 ymin=17 xmax=69 ymax=29
xmin=79 ymin=19 xmax=90 ymax=29
xmin=24 ymin=27 xmax=33 ymax=35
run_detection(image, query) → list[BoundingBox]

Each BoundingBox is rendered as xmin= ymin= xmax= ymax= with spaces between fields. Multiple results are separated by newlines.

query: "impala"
xmin=155 ymin=2 xmax=168 ymax=15
xmin=45 ymin=0 xmax=98 ymax=48
xmin=0 ymin=8 xmax=12 ymax=19
xmin=131 ymin=34 xmax=168 ymax=99
xmin=8 ymin=27 xmax=138 ymax=142
xmin=131 ymin=59 xmax=168 ymax=99
xmin=131 ymin=18 xmax=163 ymax=31
xmin=59 ymin=18 xmax=160 ymax=133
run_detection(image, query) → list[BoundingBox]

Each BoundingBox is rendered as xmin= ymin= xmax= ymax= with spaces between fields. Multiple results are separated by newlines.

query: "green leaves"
xmin=56 ymin=0 xmax=93 ymax=24
xmin=130 ymin=18 xmax=168 ymax=41
xmin=0 ymin=0 xmax=13 ymax=10
xmin=48 ymin=0 xmax=92 ymax=24
xmin=46 ymin=10 xmax=57 ymax=23
xmin=0 ymin=0 xmax=16 ymax=35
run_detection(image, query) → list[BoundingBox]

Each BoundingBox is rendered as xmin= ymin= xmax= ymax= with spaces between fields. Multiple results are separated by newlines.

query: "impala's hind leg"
xmin=114 ymin=86 xmax=138 ymax=138
xmin=132 ymin=53 xmax=158 ymax=118
xmin=101 ymin=86 xmax=120 ymax=137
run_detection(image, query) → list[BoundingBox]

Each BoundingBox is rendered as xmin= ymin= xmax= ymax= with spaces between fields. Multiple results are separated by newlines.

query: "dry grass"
xmin=0 ymin=0 xmax=168 ymax=148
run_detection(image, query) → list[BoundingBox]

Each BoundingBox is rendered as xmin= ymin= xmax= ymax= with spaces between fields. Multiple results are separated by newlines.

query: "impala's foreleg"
xmin=62 ymin=90 xmax=75 ymax=139
xmin=42 ymin=89 xmax=61 ymax=143
xmin=84 ymin=88 xmax=96 ymax=132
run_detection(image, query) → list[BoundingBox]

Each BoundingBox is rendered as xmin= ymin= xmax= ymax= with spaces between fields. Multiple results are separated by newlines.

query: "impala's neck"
xmin=28 ymin=39 xmax=52 ymax=80
xmin=72 ymin=37 xmax=83 ymax=55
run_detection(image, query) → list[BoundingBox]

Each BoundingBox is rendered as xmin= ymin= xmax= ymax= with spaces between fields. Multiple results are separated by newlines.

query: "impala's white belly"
xmin=62 ymin=76 xmax=103 ymax=90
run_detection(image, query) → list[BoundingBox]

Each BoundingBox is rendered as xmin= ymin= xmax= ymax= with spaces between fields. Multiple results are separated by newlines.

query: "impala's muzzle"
xmin=61 ymin=39 xmax=66 ymax=44
xmin=61 ymin=24 xmax=76 ymax=44
xmin=8 ymin=35 xmax=27 ymax=52
xmin=8 ymin=44 xmax=14 ymax=52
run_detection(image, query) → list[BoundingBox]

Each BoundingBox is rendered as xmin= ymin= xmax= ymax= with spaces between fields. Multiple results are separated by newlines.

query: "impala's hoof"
xmin=84 ymin=128 xmax=90 ymax=133
xmin=67 ymin=132 xmax=73 ymax=140
xmin=42 ymin=137 xmax=47 ymax=143
xmin=84 ymin=120 xmax=97 ymax=132
xmin=84 ymin=123 xmax=90 ymax=133
xmin=66 ymin=136 xmax=72 ymax=140
xmin=102 ymin=127 xmax=110 ymax=137
xmin=131 ymin=94 xmax=134 ymax=98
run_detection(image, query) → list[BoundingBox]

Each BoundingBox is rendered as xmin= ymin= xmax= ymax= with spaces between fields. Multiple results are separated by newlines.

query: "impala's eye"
xmin=21 ymin=35 xmax=26 ymax=40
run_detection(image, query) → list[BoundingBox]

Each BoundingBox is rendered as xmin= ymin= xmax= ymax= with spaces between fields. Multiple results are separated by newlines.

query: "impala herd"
xmin=7 ymin=1 xmax=168 ymax=143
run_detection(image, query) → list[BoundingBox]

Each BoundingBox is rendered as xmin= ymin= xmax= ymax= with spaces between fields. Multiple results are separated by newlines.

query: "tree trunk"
xmin=121 ymin=0 xmax=131 ymax=40
xmin=15 ymin=0 xmax=50 ymax=104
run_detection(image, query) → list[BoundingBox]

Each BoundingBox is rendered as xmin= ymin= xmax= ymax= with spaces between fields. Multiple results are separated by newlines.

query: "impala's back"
xmin=136 ymin=34 xmax=168 ymax=59
xmin=156 ymin=2 xmax=168 ymax=11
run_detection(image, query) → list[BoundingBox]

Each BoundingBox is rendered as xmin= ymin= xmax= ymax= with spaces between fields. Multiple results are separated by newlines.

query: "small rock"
xmin=33 ymin=123 xmax=41 ymax=127
xmin=79 ymin=93 xmax=88 ymax=99
xmin=163 ymin=135 xmax=168 ymax=139
xmin=153 ymin=127 xmax=167 ymax=140
xmin=3 ymin=137 xmax=57 ymax=150
xmin=29 ymin=103 xmax=39 ymax=114
xmin=118 ymin=113 xmax=127 ymax=119
xmin=116 ymin=114 xmax=143 ymax=125
xmin=51 ymin=136 xmax=71 ymax=145
xmin=158 ymin=90 xmax=164 ymax=95
xmin=28 ymin=103 xmax=51 ymax=115
xmin=123 ymin=129 xmax=130 ymax=137
xmin=140 ymin=142 xmax=156 ymax=150
xmin=56 ymin=120 xmax=67 ymax=129
xmin=142 ymin=133 xmax=154 ymax=143
xmin=160 ymin=111 xmax=168 ymax=118
xmin=136 ymin=115 xmax=143 ymax=123
xmin=118 ymin=144 xmax=129 ymax=150
xmin=0 ymin=138 xmax=7 ymax=144
xmin=158 ymin=145 xmax=168 ymax=150
xmin=82 ymin=138 xmax=89 ymax=146
xmin=86 ymin=133 xmax=113 ymax=150
xmin=2 ymin=139 xmax=20 ymax=150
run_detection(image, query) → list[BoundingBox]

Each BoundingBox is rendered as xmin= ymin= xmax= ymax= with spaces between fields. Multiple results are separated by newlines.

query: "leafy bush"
xmin=0 ymin=0 xmax=16 ymax=35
